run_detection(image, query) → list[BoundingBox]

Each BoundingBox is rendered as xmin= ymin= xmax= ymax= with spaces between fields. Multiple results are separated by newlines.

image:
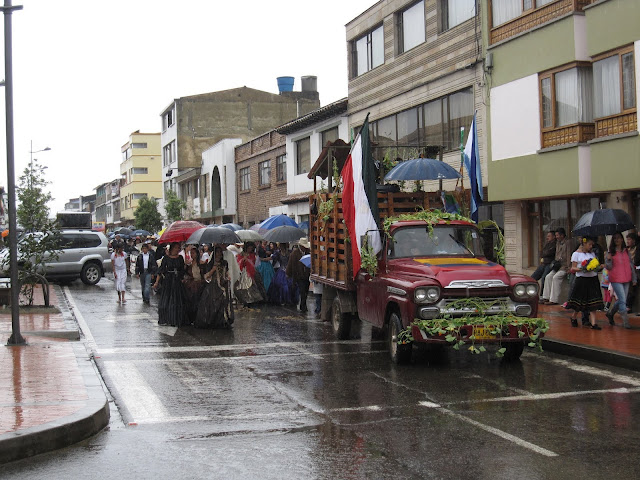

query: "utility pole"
xmin=2 ymin=0 xmax=24 ymax=345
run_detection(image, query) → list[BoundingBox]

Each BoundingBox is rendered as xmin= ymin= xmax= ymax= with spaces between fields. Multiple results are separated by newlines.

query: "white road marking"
xmin=545 ymin=358 xmax=640 ymax=386
xmin=418 ymin=401 xmax=441 ymax=408
xmin=104 ymin=360 xmax=169 ymax=421
xmin=458 ymin=387 xmax=640 ymax=404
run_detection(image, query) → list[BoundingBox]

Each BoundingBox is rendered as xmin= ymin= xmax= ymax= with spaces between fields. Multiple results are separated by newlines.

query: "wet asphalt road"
xmin=3 ymin=275 xmax=640 ymax=479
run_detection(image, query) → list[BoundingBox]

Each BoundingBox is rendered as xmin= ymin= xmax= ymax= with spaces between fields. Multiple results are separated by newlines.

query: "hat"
xmin=298 ymin=237 xmax=310 ymax=249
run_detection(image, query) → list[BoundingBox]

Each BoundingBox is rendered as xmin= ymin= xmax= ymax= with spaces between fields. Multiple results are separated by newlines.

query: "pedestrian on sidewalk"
xmin=111 ymin=243 xmax=128 ymax=304
xmin=566 ymin=237 xmax=604 ymax=329
xmin=531 ymin=231 xmax=556 ymax=292
xmin=135 ymin=242 xmax=157 ymax=305
xmin=541 ymin=228 xmax=572 ymax=305
xmin=605 ymin=232 xmax=637 ymax=329
xmin=287 ymin=238 xmax=310 ymax=313
xmin=625 ymin=233 xmax=640 ymax=314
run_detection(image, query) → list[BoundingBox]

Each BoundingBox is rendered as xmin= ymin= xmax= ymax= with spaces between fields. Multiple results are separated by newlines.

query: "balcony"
xmin=541 ymin=123 xmax=595 ymax=148
xmin=595 ymin=112 xmax=638 ymax=138
xmin=490 ymin=0 xmax=594 ymax=45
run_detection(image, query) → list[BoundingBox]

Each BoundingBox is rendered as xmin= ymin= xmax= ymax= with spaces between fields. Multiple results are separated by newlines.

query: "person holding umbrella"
xmin=605 ymin=232 xmax=637 ymax=329
xmin=111 ymin=243 xmax=128 ymax=304
xmin=287 ymin=238 xmax=311 ymax=313
xmin=153 ymin=242 xmax=187 ymax=326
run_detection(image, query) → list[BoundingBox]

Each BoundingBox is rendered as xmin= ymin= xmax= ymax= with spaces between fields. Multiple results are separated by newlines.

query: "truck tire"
xmin=80 ymin=262 xmax=102 ymax=286
xmin=332 ymin=297 xmax=351 ymax=340
xmin=503 ymin=342 xmax=525 ymax=361
xmin=389 ymin=313 xmax=412 ymax=364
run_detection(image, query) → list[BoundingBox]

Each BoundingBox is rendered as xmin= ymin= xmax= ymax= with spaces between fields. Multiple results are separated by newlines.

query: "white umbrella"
xmin=236 ymin=229 xmax=263 ymax=242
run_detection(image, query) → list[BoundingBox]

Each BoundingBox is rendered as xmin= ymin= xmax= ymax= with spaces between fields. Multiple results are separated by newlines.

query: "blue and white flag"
xmin=463 ymin=111 xmax=483 ymax=222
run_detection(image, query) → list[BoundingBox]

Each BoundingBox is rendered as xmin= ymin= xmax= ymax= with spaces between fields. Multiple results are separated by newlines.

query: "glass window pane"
xmin=402 ymin=1 xmax=425 ymax=52
xmin=555 ymin=68 xmax=579 ymax=126
xmin=577 ymin=67 xmax=593 ymax=123
xmin=447 ymin=0 xmax=475 ymax=29
xmin=492 ymin=0 xmax=523 ymax=27
xmin=397 ymin=108 xmax=419 ymax=146
xmin=371 ymin=26 xmax=384 ymax=69
xmin=423 ymin=99 xmax=443 ymax=147
xmin=356 ymin=36 xmax=368 ymax=76
xmin=622 ymin=52 xmax=636 ymax=110
xmin=542 ymin=199 xmax=569 ymax=236
xmin=537 ymin=0 xmax=554 ymax=6
xmin=593 ymin=56 xmax=621 ymax=118
xmin=296 ymin=138 xmax=311 ymax=175
xmin=321 ymin=127 xmax=339 ymax=146
xmin=374 ymin=116 xmax=397 ymax=147
xmin=448 ymin=89 xmax=474 ymax=150
xmin=541 ymin=77 xmax=552 ymax=128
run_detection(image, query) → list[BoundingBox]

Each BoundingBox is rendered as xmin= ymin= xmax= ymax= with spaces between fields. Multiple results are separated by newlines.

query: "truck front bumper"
xmin=416 ymin=297 xmax=533 ymax=321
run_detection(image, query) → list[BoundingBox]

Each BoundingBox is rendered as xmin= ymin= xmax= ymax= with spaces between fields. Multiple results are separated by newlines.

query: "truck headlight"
xmin=415 ymin=286 xmax=440 ymax=304
xmin=526 ymin=284 xmax=538 ymax=296
xmin=514 ymin=283 xmax=537 ymax=298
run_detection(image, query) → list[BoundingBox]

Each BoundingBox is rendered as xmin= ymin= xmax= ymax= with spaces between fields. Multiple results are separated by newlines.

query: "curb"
xmin=542 ymin=338 xmax=640 ymax=372
xmin=0 ymin=338 xmax=110 ymax=465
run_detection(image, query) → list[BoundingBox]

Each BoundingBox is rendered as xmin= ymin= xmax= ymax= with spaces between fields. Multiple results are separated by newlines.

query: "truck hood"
xmin=388 ymin=257 xmax=510 ymax=287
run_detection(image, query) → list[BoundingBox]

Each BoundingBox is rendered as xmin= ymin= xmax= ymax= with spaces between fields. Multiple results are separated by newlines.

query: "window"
xmin=593 ymin=47 xmax=636 ymax=119
xmin=492 ymin=0 xmax=556 ymax=27
xmin=259 ymin=160 xmax=271 ymax=186
xmin=295 ymin=137 xmax=311 ymax=175
xmin=132 ymin=193 xmax=147 ymax=200
xmin=239 ymin=167 xmax=250 ymax=191
xmin=163 ymin=141 xmax=175 ymax=167
xmin=276 ymin=155 xmax=286 ymax=182
xmin=131 ymin=143 xmax=147 ymax=149
xmin=539 ymin=65 xmax=593 ymax=129
xmin=321 ymin=127 xmax=339 ymax=146
xmin=124 ymin=147 xmax=132 ymax=159
xmin=192 ymin=179 xmax=198 ymax=198
xmin=397 ymin=108 xmax=420 ymax=146
xmin=163 ymin=108 xmax=174 ymax=130
xmin=131 ymin=167 xmax=148 ymax=175
xmin=441 ymin=0 xmax=475 ymax=31
xmin=398 ymin=1 xmax=425 ymax=54
xmin=352 ymin=25 xmax=384 ymax=77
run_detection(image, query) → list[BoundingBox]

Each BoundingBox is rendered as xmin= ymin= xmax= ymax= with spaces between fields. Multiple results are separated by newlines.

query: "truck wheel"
xmin=80 ymin=262 xmax=102 ymax=286
xmin=502 ymin=342 xmax=525 ymax=361
xmin=331 ymin=297 xmax=351 ymax=340
xmin=389 ymin=313 xmax=411 ymax=364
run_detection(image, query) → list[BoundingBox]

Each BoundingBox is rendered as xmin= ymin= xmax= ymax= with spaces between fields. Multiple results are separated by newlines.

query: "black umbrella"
xmin=572 ymin=209 xmax=635 ymax=237
xmin=263 ymin=225 xmax=305 ymax=243
xmin=219 ymin=223 xmax=243 ymax=231
xmin=184 ymin=227 xmax=241 ymax=245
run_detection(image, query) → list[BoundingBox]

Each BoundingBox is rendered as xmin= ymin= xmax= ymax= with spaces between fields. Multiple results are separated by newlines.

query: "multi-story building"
xmin=201 ymin=138 xmax=242 ymax=224
xmin=483 ymin=0 xmax=639 ymax=273
xmin=119 ymin=131 xmax=162 ymax=226
xmin=274 ymin=97 xmax=350 ymax=224
xmin=346 ymin=1 xmax=498 ymax=221
xmin=160 ymin=79 xmax=321 ymax=221
xmin=235 ymin=130 xmax=287 ymax=227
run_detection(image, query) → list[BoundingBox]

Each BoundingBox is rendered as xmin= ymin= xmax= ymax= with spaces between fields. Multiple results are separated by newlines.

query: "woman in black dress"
xmin=153 ymin=242 xmax=187 ymax=326
xmin=195 ymin=246 xmax=233 ymax=328
xmin=183 ymin=245 xmax=207 ymax=324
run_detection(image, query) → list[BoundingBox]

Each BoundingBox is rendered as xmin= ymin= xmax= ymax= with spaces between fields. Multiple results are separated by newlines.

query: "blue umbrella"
xmin=259 ymin=214 xmax=298 ymax=230
xmin=298 ymin=221 xmax=309 ymax=233
xmin=300 ymin=254 xmax=311 ymax=268
xmin=132 ymin=229 xmax=151 ymax=237
xmin=384 ymin=157 xmax=461 ymax=181
xmin=220 ymin=223 xmax=243 ymax=231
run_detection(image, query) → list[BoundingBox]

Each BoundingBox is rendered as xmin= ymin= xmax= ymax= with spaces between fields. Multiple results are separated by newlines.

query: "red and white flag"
xmin=341 ymin=118 xmax=382 ymax=277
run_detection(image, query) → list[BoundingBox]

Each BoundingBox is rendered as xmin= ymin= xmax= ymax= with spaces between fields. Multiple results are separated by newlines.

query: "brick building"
xmin=235 ymin=130 xmax=287 ymax=227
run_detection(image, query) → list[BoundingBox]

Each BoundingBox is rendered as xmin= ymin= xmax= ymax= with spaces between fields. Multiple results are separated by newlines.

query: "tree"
xmin=134 ymin=196 xmax=163 ymax=233
xmin=164 ymin=189 xmax=186 ymax=223
xmin=14 ymin=159 xmax=61 ymax=305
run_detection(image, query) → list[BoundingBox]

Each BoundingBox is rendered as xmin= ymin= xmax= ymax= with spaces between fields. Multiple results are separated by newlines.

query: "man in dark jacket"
xmin=531 ymin=231 xmax=556 ymax=291
xmin=287 ymin=238 xmax=311 ymax=313
xmin=135 ymin=243 xmax=157 ymax=304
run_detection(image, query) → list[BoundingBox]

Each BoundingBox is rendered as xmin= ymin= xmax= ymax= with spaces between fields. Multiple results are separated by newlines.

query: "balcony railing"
xmin=542 ymin=123 xmax=595 ymax=148
xmin=595 ymin=112 xmax=638 ymax=138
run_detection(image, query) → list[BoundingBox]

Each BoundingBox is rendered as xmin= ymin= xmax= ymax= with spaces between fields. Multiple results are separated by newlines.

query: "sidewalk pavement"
xmin=0 ymin=285 xmax=109 ymax=465
xmin=0 ymin=288 xmax=639 ymax=465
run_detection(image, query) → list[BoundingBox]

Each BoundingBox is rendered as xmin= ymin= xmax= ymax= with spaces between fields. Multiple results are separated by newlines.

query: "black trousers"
xmin=296 ymin=278 xmax=309 ymax=312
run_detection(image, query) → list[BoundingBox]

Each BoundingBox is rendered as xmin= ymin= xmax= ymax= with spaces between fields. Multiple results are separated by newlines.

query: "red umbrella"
xmin=157 ymin=220 xmax=205 ymax=245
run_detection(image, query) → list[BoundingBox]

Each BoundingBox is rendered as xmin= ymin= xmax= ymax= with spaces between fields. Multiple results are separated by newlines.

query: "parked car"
xmin=0 ymin=229 xmax=112 ymax=285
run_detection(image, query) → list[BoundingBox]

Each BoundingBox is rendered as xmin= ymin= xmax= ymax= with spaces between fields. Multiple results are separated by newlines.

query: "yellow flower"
xmin=586 ymin=258 xmax=600 ymax=271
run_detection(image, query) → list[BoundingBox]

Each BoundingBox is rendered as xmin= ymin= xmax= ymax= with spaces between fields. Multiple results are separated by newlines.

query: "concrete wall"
xmin=201 ymin=138 xmax=242 ymax=218
xmin=585 ymin=0 xmax=640 ymax=57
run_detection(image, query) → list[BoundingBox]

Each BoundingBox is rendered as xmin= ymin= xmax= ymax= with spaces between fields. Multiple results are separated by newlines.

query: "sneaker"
xmin=591 ymin=324 xmax=602 ymax=330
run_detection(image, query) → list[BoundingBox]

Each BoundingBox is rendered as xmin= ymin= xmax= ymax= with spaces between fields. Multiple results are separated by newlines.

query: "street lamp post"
xmin=29 ymin=140 xmax=51 ymax=189
xmin=1 ymin=0 xmax=24 ymax=346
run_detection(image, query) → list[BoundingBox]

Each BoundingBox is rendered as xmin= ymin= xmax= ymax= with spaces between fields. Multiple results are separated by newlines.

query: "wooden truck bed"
xmin=309 ymin=191 xmax=432 ymax=290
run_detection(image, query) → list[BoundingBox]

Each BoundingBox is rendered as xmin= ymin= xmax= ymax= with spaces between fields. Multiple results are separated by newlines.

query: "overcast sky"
xmin=0 ymin=0 xmax=375 ymax=214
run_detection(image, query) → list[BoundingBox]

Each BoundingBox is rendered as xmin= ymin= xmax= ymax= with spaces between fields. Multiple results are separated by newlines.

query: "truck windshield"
xmin=390 ymin=225 xmax=482 ymax=258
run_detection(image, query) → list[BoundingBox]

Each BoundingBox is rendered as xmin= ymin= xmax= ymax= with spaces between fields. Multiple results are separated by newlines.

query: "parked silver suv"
xmin=0 ymin=230 xmax=112 ymax=285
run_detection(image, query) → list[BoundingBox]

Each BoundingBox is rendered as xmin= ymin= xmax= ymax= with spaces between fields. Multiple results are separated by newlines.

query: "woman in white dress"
xmin=111 ymin=243 xmax=128 ymax=304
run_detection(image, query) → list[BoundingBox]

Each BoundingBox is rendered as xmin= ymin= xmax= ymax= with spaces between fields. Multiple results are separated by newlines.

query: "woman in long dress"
xmin=111 ymin=243 xmax=128 ymax=304
xmin=153 ymin=242 xmax=187 ymax=326
xmin=566 ymin=237 xmax=604 ymax=330
xmin=256 ymin=241 xmax=275 ymax=292
xmin=235 ymin=242 xmax=265 ymax=306
xmin=195 ymin=246 xmax=233 ymax=328
xmin=183 ymin=245 xmax=207 ymax=325
xmin=267 ymin=243 xmax=299 ymax=305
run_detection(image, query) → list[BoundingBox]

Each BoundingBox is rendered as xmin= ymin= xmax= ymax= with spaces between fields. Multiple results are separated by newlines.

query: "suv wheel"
xmin=81 ymin=262 xmax=102 ymax=285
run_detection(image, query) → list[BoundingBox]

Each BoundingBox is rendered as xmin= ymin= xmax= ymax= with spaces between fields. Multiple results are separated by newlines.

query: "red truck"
xmin=309 ymin=191 xmax=541 ymax=364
